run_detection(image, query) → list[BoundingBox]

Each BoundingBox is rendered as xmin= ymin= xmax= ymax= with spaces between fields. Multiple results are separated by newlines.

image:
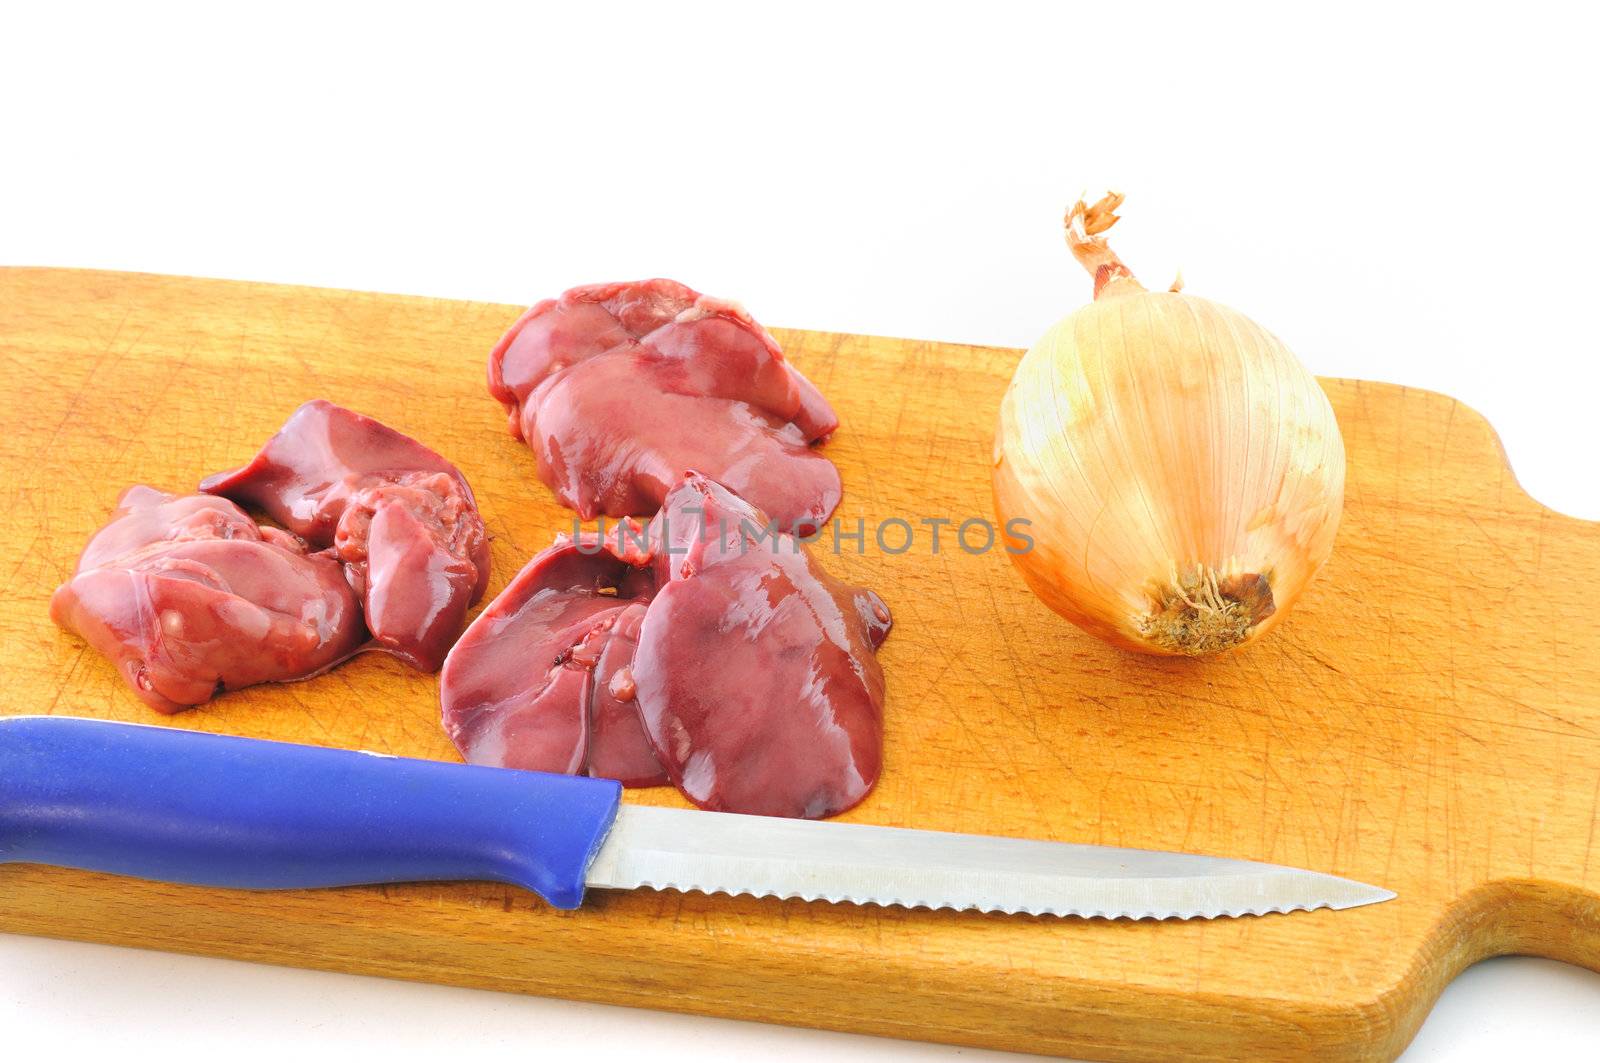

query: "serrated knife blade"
xmin=586 ymin=805 xmax=1395 ymax=919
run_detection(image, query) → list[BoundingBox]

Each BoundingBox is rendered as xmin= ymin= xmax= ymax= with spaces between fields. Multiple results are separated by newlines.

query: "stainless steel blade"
xmin=585 ymin=805 xmax=1395 ymax=919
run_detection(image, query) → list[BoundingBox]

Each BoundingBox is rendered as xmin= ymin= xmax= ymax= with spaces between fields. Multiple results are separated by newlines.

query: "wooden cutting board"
xmin=3 ymin=268 xmax=1597 ymax=1062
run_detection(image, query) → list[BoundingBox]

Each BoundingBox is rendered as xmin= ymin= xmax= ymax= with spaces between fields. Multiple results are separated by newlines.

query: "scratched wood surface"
xmin=2 ymin=268 xmax=1598 ymax=1062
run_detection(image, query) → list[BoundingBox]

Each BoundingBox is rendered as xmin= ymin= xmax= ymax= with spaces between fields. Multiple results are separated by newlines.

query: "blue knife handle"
xmin=0 ymin=716 xmax=622 ymax=909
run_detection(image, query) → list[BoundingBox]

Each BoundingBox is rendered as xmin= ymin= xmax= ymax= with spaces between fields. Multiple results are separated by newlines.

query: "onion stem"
xmin=1065 ymin=192 xmax=1144 ymax=299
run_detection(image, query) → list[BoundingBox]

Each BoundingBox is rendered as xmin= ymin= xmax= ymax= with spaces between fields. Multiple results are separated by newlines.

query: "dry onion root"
xmin=992 ymin=194 xmax=1346 ymax=657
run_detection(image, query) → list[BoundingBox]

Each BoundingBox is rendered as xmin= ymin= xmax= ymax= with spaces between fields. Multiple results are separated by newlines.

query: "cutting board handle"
xmin=0 ymin=716 xmax=621 ymax=909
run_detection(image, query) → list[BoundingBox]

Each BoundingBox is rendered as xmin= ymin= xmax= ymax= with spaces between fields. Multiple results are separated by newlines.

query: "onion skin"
xmin=992 ymin=195 xmax=1345 ymax=657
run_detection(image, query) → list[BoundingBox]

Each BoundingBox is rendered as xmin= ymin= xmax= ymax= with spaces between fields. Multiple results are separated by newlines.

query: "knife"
xmin=0 ymin=717 xmax=1393 ymax=919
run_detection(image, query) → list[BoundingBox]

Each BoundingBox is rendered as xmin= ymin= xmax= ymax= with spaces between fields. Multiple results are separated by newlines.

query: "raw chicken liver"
xmin=634 ymin=476 xmax=890 ymax=818
xmin=439 ymin=532 xmax=667 ymax=787
xmin=439 ymin=474 xmax=891 ymax=819
xmin=49 ymin=487 xmax=366 ymax=714
xmin=487 ymin=279 xmax=842 ymax=532
xmin=201 ymin=400 xmax=490 ymax=672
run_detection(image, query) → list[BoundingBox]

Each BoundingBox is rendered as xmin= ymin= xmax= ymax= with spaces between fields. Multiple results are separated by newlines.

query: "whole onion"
xmin=992 ymin=194 xmax=1345 ymax=656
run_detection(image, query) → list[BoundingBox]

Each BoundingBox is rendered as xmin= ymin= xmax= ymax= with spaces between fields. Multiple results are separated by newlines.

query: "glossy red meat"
xmin=439 ymin=473 xmax=891 ymax=819
xmin=49 ymin=486 xmax=366 ymax=714
xmin=201 ymin=400 xmax=490 ymax=672
xmin=487 ymin=279 xmax=842 ymax=532
xmin=633 ymin=476 xmax=890 ymax=818
xmin=439 ymin=533 xmax=667 ymax=786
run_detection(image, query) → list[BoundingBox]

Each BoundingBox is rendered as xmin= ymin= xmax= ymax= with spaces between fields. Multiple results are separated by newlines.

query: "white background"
xmin=3 ymin=2 xmax=1598 ymax=1060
